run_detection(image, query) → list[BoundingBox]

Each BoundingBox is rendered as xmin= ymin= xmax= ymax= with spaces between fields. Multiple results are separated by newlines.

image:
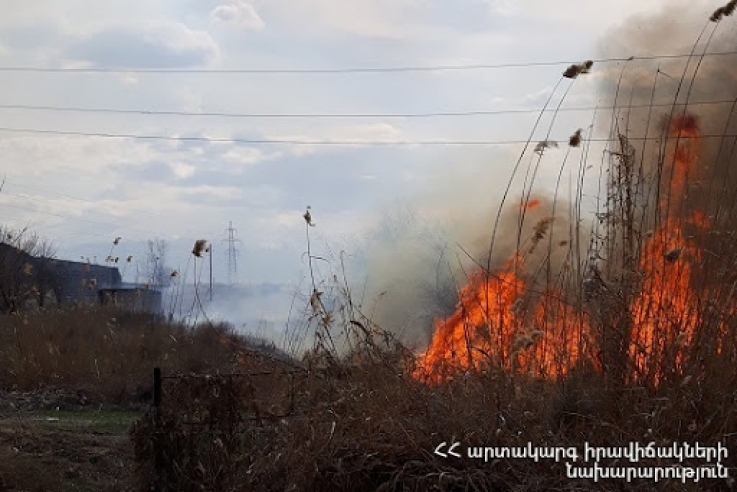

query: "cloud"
xmin=257 ymin=210 xmax=304 ymax=230
xmin=0 ymin=0 xmax=686 ymax=292
xmin=177 ymin=185 xmax=243 ymax=200
xmin=222 ymin=147 xmax=280 ymax=168
xmin=0 ymin=135 xmax=157 ymax=177
xmin=211 ymin=1 xmax=265 ymax=30
xmin=172 ymin=87 xmax=204 ymax=112
xmin=65 ymin=21 xmax=219 ymax=68
xmin=483 ymin=0 xmax=518 ymax=16
xmin=0 ymin=22 xmax=64 ymax=52
xmin=170 ymin=162 xmax=197 ymax=179
xmin=523 ymin=86 xmax=555 ymax=106
xmin=265 ymin=122 xmax=405 ymax=156
xmin=264 ymin=0 xmax=419 ymax=39
xmin=484 ymin=0 xmax=671 ymax=23
xmin=119 ymin=73 xmax=139 ymax=85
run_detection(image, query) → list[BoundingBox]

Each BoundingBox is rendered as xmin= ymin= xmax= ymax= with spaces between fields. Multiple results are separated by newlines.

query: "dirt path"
xmin=0 ymin=410 xmax=139 ymax=491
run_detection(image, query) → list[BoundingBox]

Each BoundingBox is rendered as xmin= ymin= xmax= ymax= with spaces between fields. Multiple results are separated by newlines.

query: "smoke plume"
xmin=359 ymin=1 xmax=737 ymax=349
xmin=596 ymin=0 xmax=737 ymax=217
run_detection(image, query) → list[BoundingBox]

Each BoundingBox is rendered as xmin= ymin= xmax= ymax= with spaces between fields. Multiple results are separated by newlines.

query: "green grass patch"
xmin=26 ymin=409 xmax=140 ymax=435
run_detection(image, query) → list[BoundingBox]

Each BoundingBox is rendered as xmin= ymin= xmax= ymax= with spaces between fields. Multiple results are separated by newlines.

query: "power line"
xmin=2 ymin=178 xmax=166 ymax=217
xmin=1 ymin=99 xmax=735 ymax=120
xmin=0 ymin=199 xmax=174 ymax=238
xmin=0 ymin=201 xmax=127 ymax=228
xmin=0 ymin=126 xmax=733 ymax=147
xmin=0 ymin=203 xmax=219 ymax=268
xmin=0 ymin=189 xmax=165 ymax=223
xmin=0 ymin=51 xmax=734 ymax=74
xmin=0 ymin=215 xmax=111 ymax=240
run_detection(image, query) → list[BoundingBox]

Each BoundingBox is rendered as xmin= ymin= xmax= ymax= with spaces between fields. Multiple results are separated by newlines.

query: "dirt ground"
xmin=0 ymin=400 xmax=139 ymax=492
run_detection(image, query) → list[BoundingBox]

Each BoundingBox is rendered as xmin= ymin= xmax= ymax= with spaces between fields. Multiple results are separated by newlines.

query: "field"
xmin=0 ymin=299 xmax=733 ymax=490
xmin=1 ymin=3 xmax=737 ymax=491
xmin=0 ymin=403 xmax=137 ymax=492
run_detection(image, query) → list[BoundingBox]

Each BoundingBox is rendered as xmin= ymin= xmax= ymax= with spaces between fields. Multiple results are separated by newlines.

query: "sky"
xmin=0 ymin=0 xmax=721 ymax=336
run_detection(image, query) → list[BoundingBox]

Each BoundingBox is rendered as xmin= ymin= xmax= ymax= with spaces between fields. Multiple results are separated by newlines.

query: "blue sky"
xmin=0 ymin=0 xmax=714 ymax=298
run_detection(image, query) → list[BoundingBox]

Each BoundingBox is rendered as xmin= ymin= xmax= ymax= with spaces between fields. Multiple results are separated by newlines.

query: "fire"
xmin=416 ymin=114 xmax=720 ymax=385
xmin=664 ymin=115 xmax=700 ymax=217
xmin=415 ymin=266 xmax=524 ymax=383
xmin=628 ymin=115 xmax=703 ymax=383
xmin=414 ymin=257 xmax=589 ymax=383
xmin=629 ymin=224 xmax=700 ymax=382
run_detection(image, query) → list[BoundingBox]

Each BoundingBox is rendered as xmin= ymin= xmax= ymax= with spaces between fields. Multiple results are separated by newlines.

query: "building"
xmin=52 ymin=259 xmax=163 ymax=313
xmin=0 ymin=242 xmax=162 ymax=313
xmin=51 ymin=258 xmax=122 ymax=304
xmin=99 ymin=283 xmax=162 ymax=313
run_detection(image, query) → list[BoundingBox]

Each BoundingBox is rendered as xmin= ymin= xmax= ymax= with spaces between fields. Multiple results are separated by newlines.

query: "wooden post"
xmin=153 ymin=367 xmax=162 ymax=408
xmin=153 ymin=367 xmax=163 ymax=492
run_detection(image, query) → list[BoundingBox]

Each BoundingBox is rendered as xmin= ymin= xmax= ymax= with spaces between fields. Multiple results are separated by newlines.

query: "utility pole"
xmin=209 ymin=244 xmax=213 ymax=301
xmin=223 ymin=221 xmax=241 ymax=285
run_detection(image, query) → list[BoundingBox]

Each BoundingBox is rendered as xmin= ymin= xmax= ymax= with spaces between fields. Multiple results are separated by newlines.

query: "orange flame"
xmin=414 ymin=257 xmax=589 ymax=383
xmin=628 ymin=115 xmax=703 ymax=383
xmin=416 ymin=114 xmax=719 ymax=385
xmin=664 ymin=115 xmax=700 ymax=217
xmin=414 ymin=267 xmax=524 ymax=383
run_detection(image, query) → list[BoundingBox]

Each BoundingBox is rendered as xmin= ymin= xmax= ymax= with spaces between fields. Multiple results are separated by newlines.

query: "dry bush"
xmin=129 ymin=348 xmax=736 ymax=491
xmin=0 ymin=307 xmax=258 ymax=404
xmin=128 ymin=97 xmax=737 ymax=489
xmin=0 ymin=226 xmax=58 ymax=313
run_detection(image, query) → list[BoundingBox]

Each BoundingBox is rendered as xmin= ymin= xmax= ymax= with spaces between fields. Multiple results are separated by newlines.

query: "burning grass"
xmin=5 ymin=5 xmax=737 ymax=491
xmin=126 ymin=105 xmax=737 ymax=490
xmin=415 ymin=113 xmax=736 ymax=390
xmin=129 ymin=105 xmax=737 ymax=487
xmin=129 ymin=353 xmax=736 ymax=491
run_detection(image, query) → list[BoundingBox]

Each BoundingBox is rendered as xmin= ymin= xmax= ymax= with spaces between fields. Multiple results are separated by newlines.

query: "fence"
xmin=142 ymin=365 xmax=312 ymax=492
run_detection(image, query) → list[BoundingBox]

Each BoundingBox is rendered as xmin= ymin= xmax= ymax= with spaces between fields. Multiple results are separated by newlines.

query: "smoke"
xmin=162 ymin=282 xmax=297 ymax=347
xmin=358 ymin=1 xmax=737 ymax=349
xmin=356 ymin=164 xmax=578 ymax=348
xmin=596 ymin=0 xmax=737 ymax=217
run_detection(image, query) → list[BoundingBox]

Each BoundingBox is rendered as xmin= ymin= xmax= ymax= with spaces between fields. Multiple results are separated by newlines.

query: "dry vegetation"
xmin=129 ymin=362 xmax=736 ymax=491
xmin=129 ymin=5 xmax=737 ymax=488
xmin=0 ymin=308 xmax=262 ymax=405
xmin=2 ymin=3 xmax=737 ymax=492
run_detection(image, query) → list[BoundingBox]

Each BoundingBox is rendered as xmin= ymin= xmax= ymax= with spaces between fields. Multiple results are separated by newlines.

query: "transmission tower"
xmin=223 ymin=221 xmax=241 ymax=285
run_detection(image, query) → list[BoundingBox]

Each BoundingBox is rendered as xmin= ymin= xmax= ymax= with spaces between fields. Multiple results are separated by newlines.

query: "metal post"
xmin=153 ymin=367 xmax=162 ymax=407
xmin=153 ymin=367 xmax=163 ymax=492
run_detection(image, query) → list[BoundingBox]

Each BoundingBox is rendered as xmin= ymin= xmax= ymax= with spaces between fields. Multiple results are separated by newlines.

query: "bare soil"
xmin=0 ymin=396 xmax=138 ymax=492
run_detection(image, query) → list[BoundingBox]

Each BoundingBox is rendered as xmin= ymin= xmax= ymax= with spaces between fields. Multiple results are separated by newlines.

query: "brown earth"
xmin=0 ymin=403 xmax=138 ymax=492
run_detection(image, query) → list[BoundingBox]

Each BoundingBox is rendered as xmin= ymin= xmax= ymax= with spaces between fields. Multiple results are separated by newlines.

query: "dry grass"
xmin=0 ymin=307 xmax=261 ymax=404
xmin=4 ymin=7 xmax=737 ymax=492
xmin=129 ymin=355 xmax=736 ymax=491
xmin=126 ymin=70 xmax=737 ymax=490
xmin=126 ymin=8 xmax=737 ymax=489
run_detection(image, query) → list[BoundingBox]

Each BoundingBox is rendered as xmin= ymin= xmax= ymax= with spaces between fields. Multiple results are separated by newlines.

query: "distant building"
xmin=51 ymin=259 xmax=163 ymax=313
xmin=51 ymin=258 xmax=123 ymax=304
xmin=99 ymin=283 xmax=163 ymax=313
xmin=0 ymin=242 xmax=162 ymax=313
